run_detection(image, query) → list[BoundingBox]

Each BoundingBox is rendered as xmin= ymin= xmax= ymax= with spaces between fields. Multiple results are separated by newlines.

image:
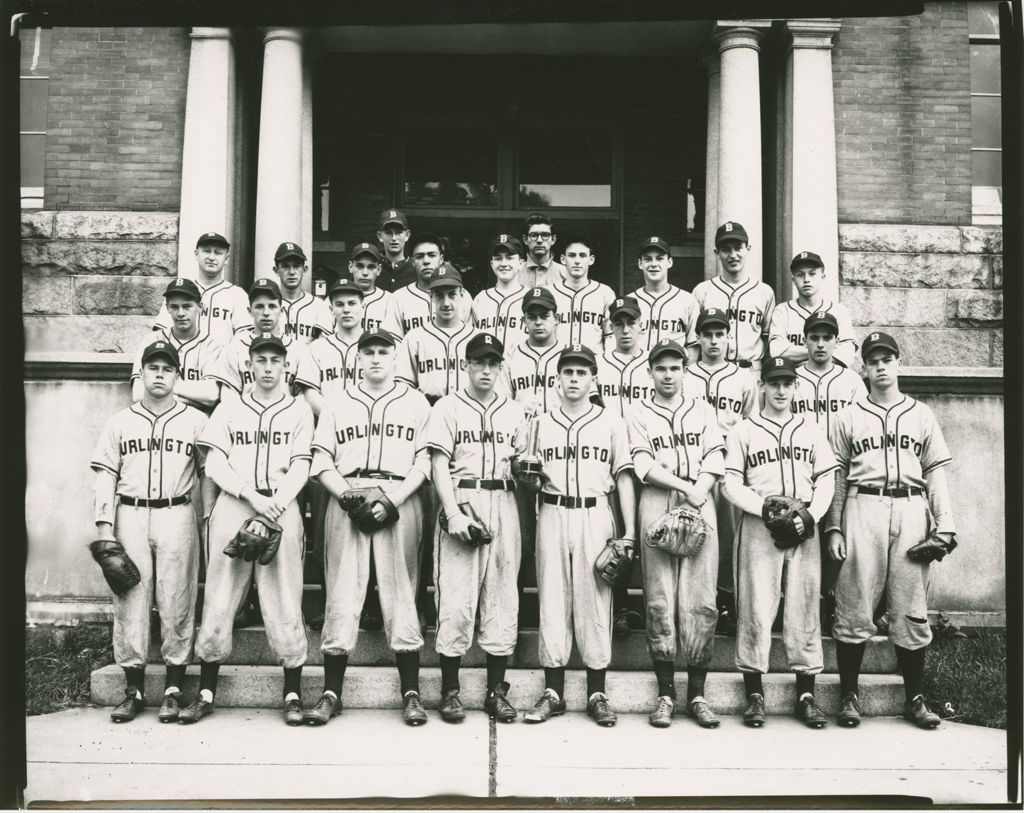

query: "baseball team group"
xmin=88 ymin=208 xmax=958 ymax=734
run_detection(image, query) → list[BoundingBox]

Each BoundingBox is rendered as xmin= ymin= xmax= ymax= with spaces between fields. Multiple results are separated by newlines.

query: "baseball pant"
xmin=434 ymin=488 xmax=521 ymax=657
xmin=713 ymin=482 xmax=739 ymax=596
xmin=735 ymin=513 xmax=823 ymax=674
xmin=195 ymin=493 xmax=307 ymax=668
xmin=639 ymin=487 xmax=719 ymax=667
xmin=832 ymin=490 xmax=932 ymax=650
xmin=321 ymin=477 xmax=424 ymax=655
xmin=112 ymin=502 xmax=198 ymax=669
xmin=536 ymin=499 xmax=616 ymax=669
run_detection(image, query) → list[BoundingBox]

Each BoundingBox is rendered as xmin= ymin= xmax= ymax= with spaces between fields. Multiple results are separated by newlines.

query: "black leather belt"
xmin=347 ymin=470 xmax=404 ymax=481
xmin=119 ymin=495 xmax=190 ymax=508
xmin=541 ymin=494 xmax=598 ymax=509
xmin=737 ymin=360 xmax=753 ymax=368
xmin=856 ymin=486 xmax=923 ymax=498
xmin=457 ymin=479 xmax=515 ymax=491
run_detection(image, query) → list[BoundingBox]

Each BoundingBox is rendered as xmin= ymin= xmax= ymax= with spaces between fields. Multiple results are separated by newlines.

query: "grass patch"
xmin=924 ymin=625 xmax=1006 ymax=729
xmin=25 ymin=624 xmax=113 ymax=716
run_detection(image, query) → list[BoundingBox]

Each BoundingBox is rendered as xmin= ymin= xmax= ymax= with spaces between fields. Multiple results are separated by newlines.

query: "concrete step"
xmin=91 ymin=664 xmax=907 ymax=716
xmin=147 ymin=628 xmax=897 ymax=672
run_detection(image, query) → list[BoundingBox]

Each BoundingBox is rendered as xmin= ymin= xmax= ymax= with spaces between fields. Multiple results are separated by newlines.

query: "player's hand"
xmin=681 ymin=486 xmax=708 ymax=509
xmin=244 ymin=490 xmax=280 ymax=520
xmin=792 ymin=515 xmax=805 ymax=536
xmin=368 ymin=501 xmax=388 ymax=522
xmin=444 ymin=511 xmax=479 ymax=544
xmin=94 ymin=521 xmax=116 ymax=542
xmin=827 ymin=530 xmax=847 ymax=561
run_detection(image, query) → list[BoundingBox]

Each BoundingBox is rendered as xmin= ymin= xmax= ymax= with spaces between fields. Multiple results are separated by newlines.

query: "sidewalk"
xmin=26 ymin=707 xmax=1009 ymax=805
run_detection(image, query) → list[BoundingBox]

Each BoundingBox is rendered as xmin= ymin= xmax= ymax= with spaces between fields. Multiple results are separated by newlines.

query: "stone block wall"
xmin=839 ymin=223 xmax=1002 ymax=367
xmin=22 ymin=211 xmax=178 ymax=353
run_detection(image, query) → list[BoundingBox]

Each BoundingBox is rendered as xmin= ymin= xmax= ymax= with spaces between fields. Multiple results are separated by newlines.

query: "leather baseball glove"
xmin=89 ymin=539 xmax=141 ymax=596
xmin=594 ymin=538 xmax=635 ymax=587
xmin=762 ymin=495 xmax=815 ymax=550
xmin=645 ymin=504 xmax=711 ymax=558
xmin=439 ymin=502 xmax=493 ymax=548
xmin=340 ymin=486 xmax=399 ymax=534
xmin=224 ymin=514 xmax=282 ymax=565
xmin=907 ymin=531 xmax=958 ymax=563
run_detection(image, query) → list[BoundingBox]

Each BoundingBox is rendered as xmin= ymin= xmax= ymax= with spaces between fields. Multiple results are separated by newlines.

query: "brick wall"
xmin=44 ymin=28 xmax=189 ymax=211
xmin=833 ymin=4 xmax=972 ymax=225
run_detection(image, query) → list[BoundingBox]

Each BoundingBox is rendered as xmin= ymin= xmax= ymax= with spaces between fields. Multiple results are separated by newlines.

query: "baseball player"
xmin=684 ymin=307 xmax=758 ymax=634
xmin=428 ymin=333 xmax=529 ymax=723
xmin=692 ymin=222 xmax=775 ymax=372
xmin=153 ymin=232 xmax=250 ymax=344
xmin=499 ymin=287 xmax=569 ymax=416
xmin=273 ymin=241 xmax=334 ymax=344
xmin=625 ymin=339 xmax=724 ymax=728
xmin=130 ymin=278 xmax=223 ymax=412
xmin=91 ymin=340 xmax=208 ymax=723
xmin=181 ymin=332 xmax=314 ymax=726
xmin=348 ymin=242 xmax=402 ymax=335
xmin=471 ymin=235 xmax=529 ymax=349
xmin=520 ymin=213 xmax=566 ymax=289
xmin=550 ymin=236 xmax=616 ymax=350
xmin=377 ymin=208 xmax=415 ymax=292
xmin=303 ymin=327 xmax=433 ymax=727
xmin=825 ymin=332 xmax=955 ymax=729
xmin=769 ymin=251 xmax=858 ymax=370
xmin=392 ymin=232 xmax=472 ymax=336
xmin=629 ymin=236 xmax=700 ymax=356
xmin=722 ymin=356 xmax=838 ymax=728
xmin=519 ymin=344 xmax=636 ymax=728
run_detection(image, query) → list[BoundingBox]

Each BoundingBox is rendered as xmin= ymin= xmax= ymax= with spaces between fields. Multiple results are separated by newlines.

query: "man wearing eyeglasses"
xmin=520 ymin=213 xmax=566 ymax=289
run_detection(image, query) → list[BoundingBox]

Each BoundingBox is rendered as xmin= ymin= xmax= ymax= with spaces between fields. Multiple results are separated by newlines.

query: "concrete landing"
xmin=25 ymin=707 xmax=1008 ymax=805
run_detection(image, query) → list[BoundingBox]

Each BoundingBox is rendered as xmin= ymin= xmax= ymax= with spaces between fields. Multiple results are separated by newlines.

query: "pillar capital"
xmin=786 ymin=19 xmax=842 ymax=50
xmin=263 ymin=27 xmax=302 ymax=45
xmin=189 ymin=27 xmax=232 ymax=41
xmin=714 ymin=20 xmax=771 ymax=53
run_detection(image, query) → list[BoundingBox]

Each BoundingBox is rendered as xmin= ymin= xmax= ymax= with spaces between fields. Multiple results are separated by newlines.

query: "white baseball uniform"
xmin=392 ymin=282 xmax=474 ymax=337
xmin=204 ymin=330 xmax=310 ymax=397
xmin=153 ymin=279 xmax=250 ymax=345
xmin=692 ymin=277 xmax=775 ymax=369
xmin=768 ymin=299 xmax=859 ymax=369
xmin=130 ymin=328 xmax=223 ymax=396
xmin=630 ymin=285 xmax=700 ymax=351
xmin=499 ymin=340 xmax=567 ymax=416
xmin=792 ymin=363 xmax=868 ymax=438
xmin=471 ymin=286 xmax=529 ymax=349
xmin=280 ymin=291 xmax=334 ymax=345
xmin=293 ymin=332 xmax=362 ymax=402
xmin=594 ymin=349 xmax=654 ymax=418
xmin=550 ymin=278 xmax=616 ymax=349
xmin=361 ymin=287 xmax=403 ymax=335
xmin=395 ymin=321 xmax=477 ymax=404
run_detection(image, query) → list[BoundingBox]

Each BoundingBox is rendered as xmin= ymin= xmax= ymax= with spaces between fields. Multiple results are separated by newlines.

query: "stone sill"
xmin=898 ymin=366 xmax=1003 ymax=395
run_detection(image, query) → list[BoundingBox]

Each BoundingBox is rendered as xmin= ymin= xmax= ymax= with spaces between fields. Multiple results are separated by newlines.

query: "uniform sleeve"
xmin=290 ymin=401 xmax=314 ymax=461
xmin=411 ymin=398 xmax=433 ymax=480
xmin=231 ymin=289 xmax=252 ymax=335
xmin=691 ymin=282 xmax=706 ymax=308
xmin=828 ymin=407 xmax=853 ymax=467
xmin=395 ymin=333 xmax=418 ymax=387
xmin=459 ymin=289 xmax=474 ymax=326
xmin=192 ymin=412 xmax=209 ymax=473
xmin=129 ymin=335 xmax=146 ymax=383
xmin=920 ymin=406 xmax=953 ymax=473
xmin=510 ymin=405 xmax=531 ymax=456
xmin=152 ymin=301 xmax=171 ymax=333
xmin=381 ymin=297 xmax=403 ymax=337
xmin=699 ymin=403 xmax=726 ymax=477
xmin=741 ymin=371 xmax=757 ymax=418
xmin=470 ymin=292 xmax=483 ymax=328
xmin=761 ymin=287 xmax=776 ymax=345
xmin=204 ymin=342 xmax=243 ymax=392
xmin=316 ymin=298 xmax=335 ymax=338
xmin=391 ymin=292 xmax=408 ymax=339
xmin=684 ymin=295 xmax=700 ymax=348
xmin=723 ymin=424 xmax=746 ymax=480
xmin=625 ymin=406 xmax=655 ymax=481
xmin=425 ymin=398 xmax=457 ymax=457
xmin=811 ymin=422 xmax=839 ymax=480
xmin=293 ymin=344 xmax=322 ymax=392
xmin=89 ymin=414 xmax=122 ymax=477
xmin=767 ymin=304 xmax=794 ymax=360
xmin=833 ymin=303 xmax=860 ymax=370
xmin=200 ymin=338 xmax=225 ymax=379
xmin=310 ymin=406 xmax=337 ymax=478
xmin=608 ymin=414 xmax=634 ymax=477
xmin=197 ymin=400 xmax=234 ymax=458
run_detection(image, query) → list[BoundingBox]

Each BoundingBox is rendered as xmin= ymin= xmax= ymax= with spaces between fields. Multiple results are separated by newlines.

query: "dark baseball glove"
xmin=762 ymin=495 xmax=815 ymax=550
xmin=341 ymin=486 xmax=399 ymax=534
xmin=224 ymin=514 xmax=283 ymax=565
xmin=645 ymin=504 xmax=711 ymax=558
xmin=594 ymin=538 xmax=635 ymax=587
xmin=439 ymin=502 xmax=493 ymax=547
xmin=89 ymin=539 xmax=141 ymax=596
xmin=907 ymin=531 xmax=958 ymax=563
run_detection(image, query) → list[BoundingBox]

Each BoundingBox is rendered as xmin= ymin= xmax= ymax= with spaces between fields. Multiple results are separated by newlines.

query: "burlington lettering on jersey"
xmin=851 ymin=433 xmax=925 ymax=457
xmin=119 ymin=437 xmax=196 ymax=456
xmin=745 ymin=444 xmax=815 ymax=468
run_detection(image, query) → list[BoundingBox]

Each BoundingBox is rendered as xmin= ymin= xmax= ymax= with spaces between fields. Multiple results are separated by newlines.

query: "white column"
xmin=714 ymin=22 xmax=770 ymax=281
xmin=300 ymin=49 xmax=314 ymax=289
xmin=254 ymin=28 xmax=304 ymax=281
xmin=785 ymin=20 xmax=842 ymax=301
xmin=702 ymin=52 xmax=721 ymax=280
xmin=177 ymin=28 xmax=237 ymax=281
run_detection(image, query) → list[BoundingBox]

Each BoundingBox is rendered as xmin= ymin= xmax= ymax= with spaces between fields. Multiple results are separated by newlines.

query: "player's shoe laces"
xmin=648 ymin=695 xmax=675 ymax=728
xmin=903 ymin=694 xmax=940 ymax=729
xmin=178 ymin=696 xmax=214 ymax=724
xmin=110 ymin=688 xmax=143 ymax=723
xmin=484 ymin=682 xmax=517 ymax=723
xmin=402 ymin=691 xmax=428 ymax=726
xmin=157 ymin=692 xmax=181 ymax=723
xmin=439 ymin=688 xmax=466 ymax=723
xmin=687 ymin=697 xmax=721 ymax=728
xmin=587 ymin=692 xmax=617 ymax=727
xmin=304 ymin=692 xmax=343 ymax=725
xmin=742 ymin=692 xmax=766 ymax=727
xmin=283 ymin=696 xmax=304 ymax=726
xmin=795 ymin=694 xmax=828 ymax=728
xmin=523 ymin=689 xmax=566 ymax=723
xmin=838 ymin=692 xmax=861 ymax=727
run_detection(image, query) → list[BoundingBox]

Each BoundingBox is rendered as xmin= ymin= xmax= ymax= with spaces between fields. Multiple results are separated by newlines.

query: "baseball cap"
xmin=637 ymin=236 xmax=671 ymax=257
xmin=249 ymin=277 xmax=282 ymax=302
xmin=804 ymin=310 xmax=839 ymax=336
xmin=465 ymin=332 xmax=504 ymax=361
xmin=141 ymin=340 xmax=180 ymax=369
xmin=714 ymin=221 xmax=748 ymax=247
xmin=790 ymin=250 xmax=824 ymax=271
xmin=608 ymin=296 xmax=641 ymax=320
xmin=274 ymin=241 xmax=306 ymax=263
xmin=696 ymin=307 xmax=730 ymax=332
xmin=761 ymin=356 xmax=798 ymax=382
xmin=163 ymin=277 xmax=201 ymax=303
xmin=357 ymin=327 xmax=397 ymax=349
xmin=249 ymin=332 xmax=287 ymax=356
xmin=196 ymin=231 xmax=230 ymax=249
xmin=861 ymin=331 xmax=900 ymax=360
xmin=649 ymin=338 xmax=687 ymax=363
xmin=522 ymin=286 xmax=557 ymax=313
xmin=558 ymin=343 xmax=597 ymax=368
xmin=327 ymin=276 xmax=364 ymax=299
xmin=408 ymin=231 xmax=443 ymax=254
xmin=378 ymin=208 xmax=410 ymax=230
xmin=489 ymin=233 xmax=526 ymax=257
xmin=427 ymin=264 xmax=463 ymax=290
xmin=350 ymin=242 xmax=382 ymax=262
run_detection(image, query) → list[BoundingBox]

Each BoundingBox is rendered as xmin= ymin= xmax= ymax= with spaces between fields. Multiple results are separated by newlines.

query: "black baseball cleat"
xmin=648 ymin=695 xmax=674 ymax=728
xmin=586 ymin=692 xmax=617 ymax=727
xmin=439 ymin=688 xmax=466 ymax=723
xmin=523 ymin=689 xmax=566 ymax=723
xmin=904 ymin=695 xmax=941 ymax=729
xmin=484 ymin=682 xmax=518 ymax=723
xmin=838 ymin=692 xmax=862 ymax=728
xmin=402 ymin=691 xmax=428 ymax=726
xmin=307 ymin=609 xmax=325 ymax=632
xmin=687 ymin=697 xmax=721 ymax=728
xmin=157 ymin=692 xmax=181 ymax=723
xmin=283 ymin=696 xmax=304 ymax=726
xmin=178 ymin=697 xmax=214 ymax=724
xmin=110 ymin=688 xmax=143 ymax=723
xmin=360 ymin=609 xmax=383 ymax=632
xmin=795 ymin=694 xmax=828 ymax=728
xmin=613 ymin=608 xmax=643 ymax=639
xmin=304 ymin=692 xmax=343 ymax=725
xmin=743 ymin=693 xmax=766 ymax=727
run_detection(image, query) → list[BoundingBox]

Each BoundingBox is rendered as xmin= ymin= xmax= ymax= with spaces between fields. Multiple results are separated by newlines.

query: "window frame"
xmin=969 ymin=7 xmax=1002 ymax=225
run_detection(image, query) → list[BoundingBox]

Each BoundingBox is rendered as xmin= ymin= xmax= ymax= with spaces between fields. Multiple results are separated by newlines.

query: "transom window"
xmin=969 ymin=3 xmax=1002 ymax=224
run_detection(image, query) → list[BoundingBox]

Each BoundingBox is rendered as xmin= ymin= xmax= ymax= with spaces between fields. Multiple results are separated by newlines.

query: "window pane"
xmin=518 ymin=127 xmax=613 ymax=208
xmin=971 ymin=96 xmax=1002 ymax=148
xmin=968 ymin=2 xmax=1000 ymax=36
xmin=403 ymin=128 xmax=498 ymax=207
xmin=970 ymin=44 xmax=1001 ymax=94
xmin=972 ymin=150 xmax=1002 ymax=188
xmin=20 ymin=133 xmax=45 ymax=186
xmin=19 ymin=27 xmax=52 ymax=75
xmin=20 ymin=78 xmax=48 ymax=132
